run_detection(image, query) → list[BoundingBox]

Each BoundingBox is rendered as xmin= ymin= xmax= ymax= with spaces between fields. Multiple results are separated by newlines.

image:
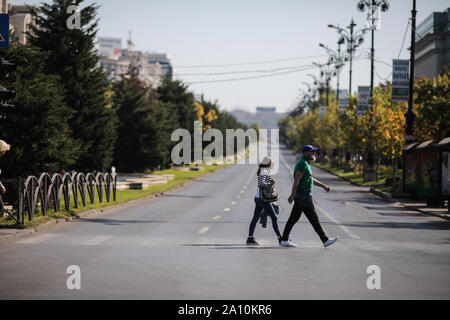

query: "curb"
xmin=0 ymin=165 xmax=228 ymax=244
xmin=312 ymin=164 xmax=450 ymax=221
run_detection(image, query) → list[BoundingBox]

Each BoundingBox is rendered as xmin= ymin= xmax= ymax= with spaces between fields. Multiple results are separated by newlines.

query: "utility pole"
xmin=405 ymin=0 xmax=417 ymax=143
xmin=370 ymin=0 xmax=375 ymax=99
xmin=349 ymin=19 xmax=355 ymax=95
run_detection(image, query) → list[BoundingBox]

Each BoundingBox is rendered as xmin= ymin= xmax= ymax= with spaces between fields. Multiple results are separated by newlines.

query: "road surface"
xmin=0 ymin=145 xmax=449 ymax=299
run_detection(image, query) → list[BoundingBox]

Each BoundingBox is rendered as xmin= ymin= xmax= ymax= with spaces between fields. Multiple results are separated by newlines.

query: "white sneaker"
xmin=323 ymin=236 xmax=339 ymax=248
xmin=280 ymin=240 xmax=297 ymax=247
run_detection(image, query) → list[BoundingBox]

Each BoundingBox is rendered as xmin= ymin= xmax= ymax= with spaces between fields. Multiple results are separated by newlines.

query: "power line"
xmin=174 ymin=54 xmax=330 ymax=68
xmin=184 ymin=57 xmax=369 ymax=85
xmin=398 ymin=19 xmax=410 ymax=59
xmin=176 ymin=65 xmax=313 ymax=76
xmin=186 ymin=66 xmax=315 ymax=84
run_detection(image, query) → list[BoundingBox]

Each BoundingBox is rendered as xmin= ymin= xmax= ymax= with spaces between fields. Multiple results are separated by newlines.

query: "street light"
xmin=357 ymin=0 xmax=390 ymax=98
xmin=328 ymin=20 xmax=369 ymax=95
xmin=319 ymin=43 xmax=349 ymax=103
xmin=312 ymin=62 xmax=336 ymax=107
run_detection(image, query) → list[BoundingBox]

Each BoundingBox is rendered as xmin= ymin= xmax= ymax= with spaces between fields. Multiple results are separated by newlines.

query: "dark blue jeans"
xmin=248 ymin=197 xmax=281 ymax=238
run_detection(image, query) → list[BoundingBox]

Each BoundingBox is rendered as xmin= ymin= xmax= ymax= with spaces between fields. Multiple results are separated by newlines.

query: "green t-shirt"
xmin=294 ymin=155 xmax=313 ymax=196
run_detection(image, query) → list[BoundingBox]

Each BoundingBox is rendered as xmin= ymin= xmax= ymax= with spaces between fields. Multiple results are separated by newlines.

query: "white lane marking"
xmin=240 ymin=190 xmax=245 ymax=194
xmin=280 ymin=151 xmax=361 ymax=241
xmin=236 ymin=195 xmax=241 ymax=199
xmin=224 ymin=208 xmax=231 ymax=212
xmin=243 ymin=186 xmax=247 ymax=189
xmin=140 ymin=238 xmax=164 ymax=247
xmin=80 ymin=235 xmax=113 ymax=246
xmin=231 ymin=201 xmax=237 ymax=205
xmin=315 ymin=204 xmax=361 ymax=240
xmin=197 ymin=227 xmax=210 ymax=234
xmin=213 ymin=215 xmax=222 ymax=221
xmin=16 ymin=233 xmax=59 ymax=244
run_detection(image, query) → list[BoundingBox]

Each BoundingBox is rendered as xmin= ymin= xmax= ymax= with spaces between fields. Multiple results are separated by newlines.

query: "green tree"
xmin=112 ymin=75 xmax=176 ymax=172
xmin=157 ymin=77 xmax=198 ymax=134
xmin=0 ymin=43 xmax=78 ymax=177
xmin=414 ymin=72 xmax=450 ymax=141
xmin=28 ymin=0 xmax=117 ymax=172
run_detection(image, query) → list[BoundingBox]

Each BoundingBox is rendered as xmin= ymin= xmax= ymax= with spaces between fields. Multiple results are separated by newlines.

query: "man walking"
xmin=280 ymin=145 xmax=339 ymax=248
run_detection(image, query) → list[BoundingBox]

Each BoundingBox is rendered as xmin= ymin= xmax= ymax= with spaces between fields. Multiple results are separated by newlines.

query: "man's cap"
xmin=302 ymin=145 xmax=318 ymax=153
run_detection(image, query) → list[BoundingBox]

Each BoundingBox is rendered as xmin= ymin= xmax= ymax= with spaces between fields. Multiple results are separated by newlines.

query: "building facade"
xmin=415 ymin=8 xmax=450 ymax=78
xmin=98 ymin=36 xmax=173 ymax=88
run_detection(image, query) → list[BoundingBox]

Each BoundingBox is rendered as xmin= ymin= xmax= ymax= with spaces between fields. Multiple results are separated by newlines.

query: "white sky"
xmin=10 ymin=0 xmax=450 ymax=113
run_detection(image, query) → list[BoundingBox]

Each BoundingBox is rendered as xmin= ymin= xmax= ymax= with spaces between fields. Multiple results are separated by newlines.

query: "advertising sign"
xmin=319 ymin=106 xmax=326 ymax=120
xmin=98 ymin=37 xmax=122 ymax=57
xmin=357 ymin=86 xmax=370 ymax=116
xmin=338 ymin=89 xmax=348 ymax=111
xmin=418 ymin=151 xmax=439 ymax=197
xmin=392 ymin=59 xmax=410 ymax=102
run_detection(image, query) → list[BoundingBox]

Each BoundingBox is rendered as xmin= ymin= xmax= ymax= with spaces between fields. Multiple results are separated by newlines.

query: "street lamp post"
xmin=312 ymin=62 xmax=335 ymax=107
xmin=328 ymin=20 xmax=368 ymax=95
xmin=319 ymin=41 xmax=348 ymax=103
xmin=406 ymin=0 xmax=417 ymax=143
xmin=357 ymin=0 xmax=390 ymax=98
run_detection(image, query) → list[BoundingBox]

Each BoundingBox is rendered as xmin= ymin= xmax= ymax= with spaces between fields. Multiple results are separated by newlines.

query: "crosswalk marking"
xmin=16 ymin=233 xmax=59 ymax=244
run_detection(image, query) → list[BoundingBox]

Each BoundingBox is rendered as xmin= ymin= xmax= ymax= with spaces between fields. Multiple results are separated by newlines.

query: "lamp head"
xmin=380 ymin=0 xmax=390 ymax=12
xmin=357 ymin=0 xmax=368 ymax=12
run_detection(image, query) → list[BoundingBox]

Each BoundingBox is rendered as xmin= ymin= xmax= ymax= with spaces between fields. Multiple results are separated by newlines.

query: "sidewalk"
xmin=313 ymin=164 xmax=450 ymax=221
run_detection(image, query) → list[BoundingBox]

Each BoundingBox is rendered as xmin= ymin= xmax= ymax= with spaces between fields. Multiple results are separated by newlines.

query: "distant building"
xmin=415 ymin=8 xmax=450 ymax=78
xmin=231 ymin=107 xmax=285 ymax=130
xmin=98 ymin=36 xmax=173 ymax=88
xmin=5 ymin=1 xmax=37 ymax=45
xmin=147 ymin=53 xmax=174 ymax=80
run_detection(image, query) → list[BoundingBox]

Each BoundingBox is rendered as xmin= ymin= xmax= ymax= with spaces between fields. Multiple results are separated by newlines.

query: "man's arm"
xmin=288 ymin=171 xmax=303 ymax=204
xmin=313 ymin=177 xmax=330 ymax=192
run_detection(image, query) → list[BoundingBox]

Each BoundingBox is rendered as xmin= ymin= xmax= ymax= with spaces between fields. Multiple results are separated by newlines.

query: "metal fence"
xmin=15 ymin=171 xmax=117 ymax=224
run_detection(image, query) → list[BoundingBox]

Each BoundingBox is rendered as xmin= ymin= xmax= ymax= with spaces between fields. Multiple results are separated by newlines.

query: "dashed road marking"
xmin=231 ymin=201 xmax=237 ymax=205
xmin=80 ymin=235 xmax=113 ymax=246
xmin=224 ymin=208 xmax=231 ymax=212
xmin=240 ymin=190 xmax=245 ymax=194
xmin=197 ymin=227 xmax=210 ymax=234
xmin=16 ymin=233 xmax=59 ymax=244
xmin=236 ymin=195 xmax=241 ymax=199
xmin=213 ymin=215 xmax=222 ymax=221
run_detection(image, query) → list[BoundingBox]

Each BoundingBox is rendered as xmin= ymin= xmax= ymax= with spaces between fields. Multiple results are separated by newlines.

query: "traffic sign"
xmin=0 ymin=14 xmax=9 ymax=47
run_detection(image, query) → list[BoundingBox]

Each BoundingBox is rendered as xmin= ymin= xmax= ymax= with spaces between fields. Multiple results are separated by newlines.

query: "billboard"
xmin=356 ymin=86 xmax=370 ymax=116
xmin=338 ymin=89 xmax=348 ymax=111
xmin=98 ymin=37 xmax=122 ymax=58
xmin=391 ymin=59 xmax=410 ymax=102
xmin=319 ymin=106 xmax=326 ymax=120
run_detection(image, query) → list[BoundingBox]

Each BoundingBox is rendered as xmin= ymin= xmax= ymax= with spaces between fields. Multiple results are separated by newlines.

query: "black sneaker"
xmin=246 ymin=237 xmax=259 ymax=245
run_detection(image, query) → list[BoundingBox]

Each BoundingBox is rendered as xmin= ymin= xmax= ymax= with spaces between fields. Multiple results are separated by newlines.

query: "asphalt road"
xmin=0 ymin=145 xmax=449 ymax=299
